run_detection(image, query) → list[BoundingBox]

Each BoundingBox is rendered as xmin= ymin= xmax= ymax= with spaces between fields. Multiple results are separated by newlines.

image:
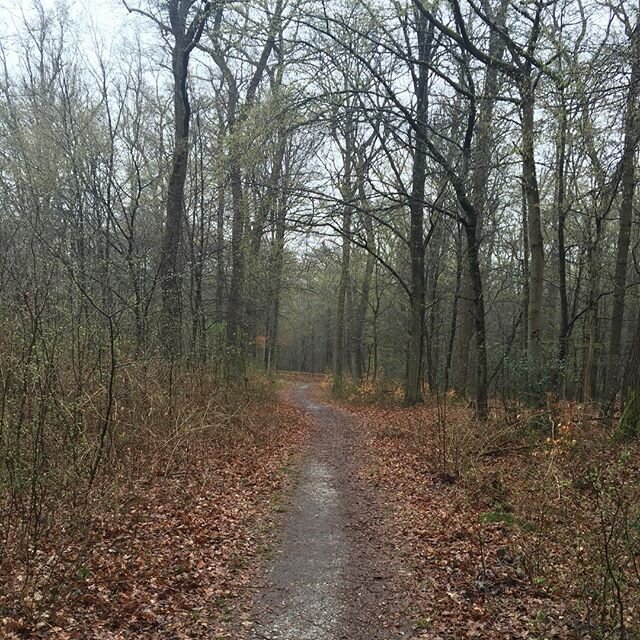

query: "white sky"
xmin=0 ymin=0 xmax=155 ymax=68
xmin=2 ymin=0 xmax=128 ymax=38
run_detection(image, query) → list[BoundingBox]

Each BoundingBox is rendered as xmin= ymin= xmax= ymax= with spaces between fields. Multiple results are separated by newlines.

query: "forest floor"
xmin=245 ymin=379 xmax=639 ymax=639
xmin=3 ymin=378 xmax=638 ymax=638
xmin=1 ymin=386 xmax=309 ymax=639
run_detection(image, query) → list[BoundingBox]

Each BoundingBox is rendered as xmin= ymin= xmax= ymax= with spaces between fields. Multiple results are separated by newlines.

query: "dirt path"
xmin=245 ymin=382 xmax=413 ymax=640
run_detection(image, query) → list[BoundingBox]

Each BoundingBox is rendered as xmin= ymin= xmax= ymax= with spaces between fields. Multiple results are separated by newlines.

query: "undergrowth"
xmin=346 ymin=386 xmax=640 ymax=639
xmin=0 ymin=361 xmax=295 ymax=636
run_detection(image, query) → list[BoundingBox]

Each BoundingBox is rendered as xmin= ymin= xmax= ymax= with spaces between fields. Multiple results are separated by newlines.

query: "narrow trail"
xmin=246 ymin=382 xmax=412 ymax=640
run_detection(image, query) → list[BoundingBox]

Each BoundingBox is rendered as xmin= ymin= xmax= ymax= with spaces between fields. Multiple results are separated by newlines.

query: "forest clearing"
xmin=1 ymin=0 xmax=640 ymax=637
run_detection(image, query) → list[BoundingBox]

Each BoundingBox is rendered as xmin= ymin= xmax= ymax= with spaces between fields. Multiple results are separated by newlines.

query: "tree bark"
xmin=555 ymin=91 xmax=569 ymax=394
xmin=226 ymin=161 xmax=245 ymax=346
xmin=215 ymin=173 xmax=226 ymax=323
xmin=521 ymin=179 xmax=530 ymax=354
xmin=606 ymin=19 xmax=640 ymax=400
xmin=404 ymin=9 xmax=433 ymax=405
xmin=209 ymin=1 xmax=282 ymax=349
xmin=350 ymin=163 xmax=375 ymax=383
xmin=445 ymin=223 xmax=463 ymax=390
xmin=450 ymin=0 xmax=507 ymax=394
xmin=265 ymin=132 xmax=288 ymax=375
xmin=333 ymin=132 xmax=354 ymax=393
xmin=520 ymin=73 xmax=545 ymax=381
xmin=351 ymin=236 xmax=374 ymax=382
xmin=158 ymin=42 xmax=190 ymax=356
xmin=137 ymin=0 xmax=212 ymax=359
xmin=464 ymin=218 xmax=488 ymax=419
xmin=582 ymin=217 xmax=602 ymax=402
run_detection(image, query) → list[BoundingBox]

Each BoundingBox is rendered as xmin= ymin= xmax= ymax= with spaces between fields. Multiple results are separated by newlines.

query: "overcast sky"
xmin=0 ymin=0 xmax=153 ymax=62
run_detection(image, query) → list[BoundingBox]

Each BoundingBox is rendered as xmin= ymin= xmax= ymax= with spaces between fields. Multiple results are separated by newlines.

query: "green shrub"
xmin=617 ymin=390 xmax=640 ymax=440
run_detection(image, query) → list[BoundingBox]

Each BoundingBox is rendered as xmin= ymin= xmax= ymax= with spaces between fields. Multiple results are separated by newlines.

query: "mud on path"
xmin=245 ymin=382 xmax=413 ymax=640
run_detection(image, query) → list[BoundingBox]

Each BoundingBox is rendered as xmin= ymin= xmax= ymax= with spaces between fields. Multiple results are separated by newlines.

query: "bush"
xmin=501 ymin=350 xmax=564 ymax=404
xmin=0 ymin=348 xmax=277 ymax=620
xmin=617 ymin=390 xmax=640 ymax=440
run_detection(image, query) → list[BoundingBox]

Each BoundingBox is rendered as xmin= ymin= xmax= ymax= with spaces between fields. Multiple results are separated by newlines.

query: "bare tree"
xmin=124 ymin=0 xmax=213 ymax=356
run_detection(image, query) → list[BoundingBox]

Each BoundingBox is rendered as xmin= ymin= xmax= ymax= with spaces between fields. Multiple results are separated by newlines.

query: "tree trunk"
xmin=445 ymin=223 xmax=463 ymax=390
xmin=159 ymin=44 xmax=190 ymax=357
xmin=265 ymin=143 xmax=288 ymax=376
xmin=210 ymin=1 xmax=281 ymax=355
xmin=450 ymin=0 xmax=507 ymax=394
xmin=350 ymin=176 xmax=375 ymax=383
xmin=351 ymin=254 xmax=374 ymax=383
xmin=451 ymin=270 xmax=473 ymax=392
xmin=215 ymin=174 xmax=226 ymax=323
xmin=141 ymin=0 xmax=212 ymax=359
xmin=334 ymin=203 xmax=352 ymax=393
xmin=582 ymin=218 xmax=602 ymax=402
xmin=556 ymin=92 xmax=569 ymax=395
xmin=226 ymin=162 xmax=245 ymax=347
xmin=520 ymin=73 xmax=545 ymax=382
xmin=405 ymin=158 xmax=426 ymax=404
xmin=425 ymin=248 xmax=440 ymax=393
xmin=521 ymin=179 xmax=530 ymax=354
xmin=189 ymin=109 xmax=207 ymax=363
xmin=405 ymin=10 xmax=433 ymax=405
xmin=464 ymin=218 xmax=488 ymax=419
xmin=606 ymin=20 xmax=640 ymax=400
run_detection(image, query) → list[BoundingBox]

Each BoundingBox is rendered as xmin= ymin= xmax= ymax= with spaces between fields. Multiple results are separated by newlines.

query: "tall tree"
xmin=450 ymin=0 xmax=508 ymax=395
xmin=124 ymin=0 xmax=213 ymax=357
xmin=205 ymin=0 xmax=284 ymax=350
xmin=605 ymin=11 xmax=640 ymax=401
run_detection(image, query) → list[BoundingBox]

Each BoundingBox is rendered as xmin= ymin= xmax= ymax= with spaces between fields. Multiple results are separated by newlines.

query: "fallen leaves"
xmin=0 ymin=396 xmax=308 ymax=639
xmin=343 ymin=398 xmax=639 ymax=639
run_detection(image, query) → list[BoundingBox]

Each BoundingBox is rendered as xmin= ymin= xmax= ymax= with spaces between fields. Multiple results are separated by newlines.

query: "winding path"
xmin=246 ymin=382 xmax=412 ymax=640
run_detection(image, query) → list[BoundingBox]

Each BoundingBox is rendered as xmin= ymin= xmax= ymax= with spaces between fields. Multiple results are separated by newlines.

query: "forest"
xmin=1 ymin=0 xmax=640 ymax=638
